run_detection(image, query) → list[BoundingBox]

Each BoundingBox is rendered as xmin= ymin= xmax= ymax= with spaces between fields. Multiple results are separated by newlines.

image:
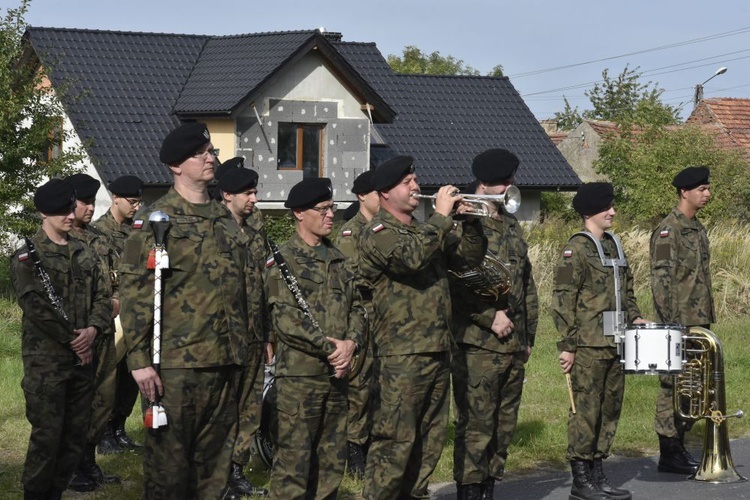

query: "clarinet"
xmin=24 ymin=237 xmax=69 ymax=321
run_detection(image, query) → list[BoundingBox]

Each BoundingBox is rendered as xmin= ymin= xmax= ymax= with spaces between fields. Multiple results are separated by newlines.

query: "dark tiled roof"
xmin=26 ymin=27 xmax=208 ymax=185
xmin=335 ymin=42 xmax=579 ymax=188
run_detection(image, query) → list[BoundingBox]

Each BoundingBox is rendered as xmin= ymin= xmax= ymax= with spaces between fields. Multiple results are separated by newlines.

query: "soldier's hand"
xmin=632 ymin=317 xmax=651 ymax=325
xmin=71 ymin=326 xmax=98 ymax=352
xmin=434 ymin=185 xmax=460 ymax=217
xmin=559 ymin=351 xmax=575 ymax=374
xmin=491 ymin=310 xmax=514 ymax=338
xmin=132 ymin=367 xmax=164 ymax=403
xmin=326 ymin=337 xmax=355 ymax=371
xmin=77 ymin=347 xmax=94 ymax=366
xmin=332 ymin=365 xmax=349 ymax=379
xmin=522 ymin=345 xmax=532 ymax=363
xmin=264 ymin=342 xmax=275 ymax=364
xmin=111 ymin=298 xmax=120 ymax=318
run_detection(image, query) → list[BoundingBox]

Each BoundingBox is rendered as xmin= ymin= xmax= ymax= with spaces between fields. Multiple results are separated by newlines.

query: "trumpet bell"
xmin=503 ymin=185 xmax=521 ymax=214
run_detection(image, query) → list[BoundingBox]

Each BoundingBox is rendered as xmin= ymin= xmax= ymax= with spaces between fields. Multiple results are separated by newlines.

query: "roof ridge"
xmin=27 ymin=25 xmax=208 ymax=38
xmin=209 ymin=29 xmax=321 ymax=39
xmin=393 ymin=73 xmax=508 ymax=81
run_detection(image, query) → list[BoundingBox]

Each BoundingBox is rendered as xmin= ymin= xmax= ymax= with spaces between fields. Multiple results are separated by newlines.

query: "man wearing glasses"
xmin=265 ymin=177 xmax=365 ymax=498
xmin=119 ymin=123 xmax=260 ymax=498
xmin=93 ymin=175 xmax=144 ymax=454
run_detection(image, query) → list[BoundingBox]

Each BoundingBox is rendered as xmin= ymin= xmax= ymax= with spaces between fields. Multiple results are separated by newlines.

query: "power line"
xmin=509 ymin=26 xmax=750 ymax=79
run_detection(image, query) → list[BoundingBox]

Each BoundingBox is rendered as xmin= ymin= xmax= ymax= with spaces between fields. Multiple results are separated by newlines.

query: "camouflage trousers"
xmin=22 ymin=355 xmax=94 ymax=493
xmin=143 ymin=365 xmax=238 ymax=500
xmin=269 ymin=374 xmax=348 ymax=499
xmin=566 ymin=348 xmax=624 ymax=461
xmin=655 ymin=373 xmax=694 ymax=438
xmin=452 ymin=345 xmax=526 ymax=484
xmin=232 ymin=342 xmax=265 ymax=466
xmin=363 ymin=352 xmax=450 ymax=500
xmin=348 ymin=347 xmax=374 ymax=446
xmin=87 ymin=330 xmax=117 ymax=444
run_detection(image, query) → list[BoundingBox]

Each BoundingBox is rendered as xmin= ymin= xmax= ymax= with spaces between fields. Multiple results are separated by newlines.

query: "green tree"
xmin=0 ymin=0 xmax=85 ymax=245
xmin=387 ymin=45 xmax=503 ymax=77
xmin=555 ymin=65 xmax=679 ymax=131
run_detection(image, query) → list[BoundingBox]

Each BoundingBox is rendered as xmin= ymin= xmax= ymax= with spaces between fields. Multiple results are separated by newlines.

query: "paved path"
xmin=430 ymin=438 xmax=750 ymax=499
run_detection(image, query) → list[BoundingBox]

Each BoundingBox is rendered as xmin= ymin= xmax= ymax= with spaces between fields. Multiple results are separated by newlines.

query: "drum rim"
xmin=625 ymin=323 xmax=685 ymax=331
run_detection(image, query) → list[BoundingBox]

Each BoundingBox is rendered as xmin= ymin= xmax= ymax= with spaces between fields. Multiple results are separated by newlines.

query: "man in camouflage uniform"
xmin=119 ymin=123 xmax=259 ymax=498
xmin=93 ymin=174 xmax=144 ymax=454
xmin=359 ymin=156 xmax=487 ymax=500
xmin=650 ymin=166 xmax=714 ymax=474
xmin=334 ymin=169 xmax=379 ymax=478
xmin=265 ymin=177 xmax=364 ymax=499
xmin=11 ymin=179 xmax=111 ymax=499
xmin=217 ymin=166 xmax=269 ymax=497
xmin=451 ymin=149 xmax=538 ymax=500
xmin=66 ymin=173 xmax=122 ymax=490
xmin=554 ymin=182 xmax=648 ymax=500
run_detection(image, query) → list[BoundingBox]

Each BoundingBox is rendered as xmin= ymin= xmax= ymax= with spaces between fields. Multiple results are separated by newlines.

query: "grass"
xmin=2 ymin=219 xmax=750 ymax=498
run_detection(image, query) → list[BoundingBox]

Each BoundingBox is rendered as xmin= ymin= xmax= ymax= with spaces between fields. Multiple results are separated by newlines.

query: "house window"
xmin=277 ymin=122 xmax=324 ymax=178
xmin=40 ymin=116 xmax=63 ymax=164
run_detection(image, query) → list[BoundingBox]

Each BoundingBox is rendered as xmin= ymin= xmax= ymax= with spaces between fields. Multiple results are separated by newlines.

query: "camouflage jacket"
xmin=650 ymin=208 xmax=715 ymax=326
xmin=119 ymin=188 xmax=254 ymax=371
xmin=70 ymin=224 xmax=119 ymax=305
xmin=553 ymin=232 xmax=641 ymax=352
xmin=93 ymin=209 xmax=132 ymax=255
xmin=11 ymin=228 xmax=111 ymax=359
xmin=265 ymin=233 xmax=365 ymax=377
xmin=358 ymin=209 xmax=487 ymax=356
xmin=451 ymin=210 xmax=539 ymax=352
xmin=334 ymin=211 xmax=368 ymax=263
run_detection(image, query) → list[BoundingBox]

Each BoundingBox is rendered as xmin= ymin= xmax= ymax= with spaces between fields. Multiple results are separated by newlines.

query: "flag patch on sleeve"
xmin=342 ymin=229 xmax=353 ymax=237
xmin=17 ymin=252 xmax=29 ymax=262
xmin=265 ymin=256 xmax=275 ymax=268
xmin=372 ymin=223 xmax=385 ymax=233
xmin=563 ymin=249 xmax=573 ymax=258
xmin=133 ymin=219 xmax=144 ymax=229
xmin=660 ymin=229 xmax=669 ymax=238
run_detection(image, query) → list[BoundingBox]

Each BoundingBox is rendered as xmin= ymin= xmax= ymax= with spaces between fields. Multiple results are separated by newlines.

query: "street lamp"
xmin=693 ymin=67 xmax=728 ymax=106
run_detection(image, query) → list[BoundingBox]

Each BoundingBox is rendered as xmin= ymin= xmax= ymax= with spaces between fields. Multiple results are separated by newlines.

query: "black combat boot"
xmin=346 ymin=441 xmax=366 ymax=478
xmin=569 ymin=460 xmax=609 ymax=500
xmin=46 ymin=489 xmax=63 ymax=500
xmin=97 ymin=422 xmax=123 ymax=454
xmin=227 ymin=462 xmax=268 ymax=497
xmin=479 ymin=478 xmax=495 ymax=500
xmin=456 ymin=483 xmax=482 ymax=500
xmin=679 ymin=432 xmax=700 ymax=467
xmin=23 ymin=489 xmax=46 ymax=500
xmin=657 ymin=436 xmax=699 ymax=474
xmin=67 ymin=469 xmax=96 ymax=492
xmin=80 ymin=444 xmax=121 ymax=485
xmin=112 ymin=413 xmax=142 ymax=450
xmin=592 ymin=458 xmax=631 ymax=499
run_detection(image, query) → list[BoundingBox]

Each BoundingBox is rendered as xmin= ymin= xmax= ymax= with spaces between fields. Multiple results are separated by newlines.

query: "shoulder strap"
xmin=568 ymin=231 xmax=627 ymax=268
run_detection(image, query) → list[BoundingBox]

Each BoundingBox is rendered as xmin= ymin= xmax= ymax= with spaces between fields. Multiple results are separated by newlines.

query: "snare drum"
xmin=621 ymin=323 xmax=685 ymax=374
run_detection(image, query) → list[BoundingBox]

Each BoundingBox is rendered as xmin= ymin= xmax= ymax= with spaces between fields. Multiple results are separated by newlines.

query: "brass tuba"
xmin=673 ymin=327 xmax=746 ymax=483
xmin=448 ymin=251 xmax=512 ymax=303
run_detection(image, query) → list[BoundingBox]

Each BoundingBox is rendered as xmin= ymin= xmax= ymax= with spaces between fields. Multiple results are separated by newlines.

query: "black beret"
xmin=214 ymin=156 xmax=245 ymax=181
xmin=343 ymin=201 xmax=360 ymax=221
xmin=108 ymin=175 xmax=143 ymax=197
xmin=285 ymin=178 xmax=333 ymax=209
xmin=34 ymin=178 xmax=77 ymax=214
xmin=472 ymin=149 xmax=519 ymax=184
xmin=159 ymin=122 xmax=211 ymax=165
xmin=572 ymin=182 xmax=615 ymax=215
xmin=66 ymin=173 xmax=101 ymax=200
xmin=672 ymin=166 xmax=711 ymax=190
xmin=219 ymin=168 xmax=259 ymax=194
xmin=352 ymin=170 xmax=376 ymax=195
xmin=373 ymin=155 xmax=415 ymax=191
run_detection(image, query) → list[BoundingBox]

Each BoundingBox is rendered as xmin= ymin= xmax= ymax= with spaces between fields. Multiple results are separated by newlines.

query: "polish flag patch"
xmin=372 ymin=223 xmax=385 ymax=233
xmin=563 ymin=249 xmax=573 ymax=258
xmin=133 ymin=219 xmax=144 ymax=229
xmin=17 ymin=252 xmax=29 ymax=262
xmin=265 ymin=256 xmax=275 ymax=268
xmin=342 ymin=229 xmax=353 ymax=237
xmin=660 ymin=229 xmax=669 ymax=238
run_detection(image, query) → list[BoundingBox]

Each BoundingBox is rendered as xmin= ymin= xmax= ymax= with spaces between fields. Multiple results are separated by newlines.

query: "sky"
xmin=18 ymin=0 xmax=750 ymax=121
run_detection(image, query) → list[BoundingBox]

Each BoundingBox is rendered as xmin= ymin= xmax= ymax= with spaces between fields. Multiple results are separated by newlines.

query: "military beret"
xmin=672 ymin=166 xmax=711 ymax=190
xmin=352 ymin=170 xmax=376 ymax=195
xmin=285 ymin=178 xmax=333 ymax=209
xmin=66 ymin=173 xmax=101 ymax=200
xmin=108 ymin=175 xmax=143 ymax=197
xmin=159 ymin=122 xmax=211 ymax=165
xmin=472 ymin=148 xmax=519 ymax=184
xmin=342 ymin=201 xmax=360 ymax=221
xmin=34 ymin=178 xmax=77 ymax=214
xmin=373 ymin=155 xmax=415 ymax=191
xmin=214 ymin=156 xmax=245 ymax=181
xmin=219 ymin=168 xmax=259 ymax=194
xmin=572 ymin=182 xmax=615 ymax=215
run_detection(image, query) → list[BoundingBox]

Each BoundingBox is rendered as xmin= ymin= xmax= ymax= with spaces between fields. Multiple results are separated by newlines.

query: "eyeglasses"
xmin=192 ymin=148 xmax=219 ymax=159
xmin=125 ymin=198 xmax=142 ymax=206
xmin=309 ymin=203 xmax=337 ymax=215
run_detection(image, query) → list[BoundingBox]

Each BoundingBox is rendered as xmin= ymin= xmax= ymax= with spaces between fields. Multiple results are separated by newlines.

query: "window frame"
xmin=277 ymin=122 xmax=325 ymax=178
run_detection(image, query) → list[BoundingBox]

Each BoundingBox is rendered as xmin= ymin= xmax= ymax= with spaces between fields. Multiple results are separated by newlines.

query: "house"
xmin=23 ymin=27 xmax=579 ymax=221
xmin=686 ymin=98 xmax=750 ymax=162
xmin=554 ymin=120 xmax=618 ymax=183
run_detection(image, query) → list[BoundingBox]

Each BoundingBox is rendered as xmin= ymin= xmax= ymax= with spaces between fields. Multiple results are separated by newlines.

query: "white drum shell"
xmin=621 ymin=324 xmax=684 ymax=374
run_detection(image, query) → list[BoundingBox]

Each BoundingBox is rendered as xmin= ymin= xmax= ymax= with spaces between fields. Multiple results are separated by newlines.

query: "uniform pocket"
xmin=168 ymin=230 xmax=203 ymax=272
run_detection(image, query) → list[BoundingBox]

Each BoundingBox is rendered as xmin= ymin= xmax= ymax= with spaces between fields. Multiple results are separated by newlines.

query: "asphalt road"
xmin=430 ymin=438 xmax=750 ymax=499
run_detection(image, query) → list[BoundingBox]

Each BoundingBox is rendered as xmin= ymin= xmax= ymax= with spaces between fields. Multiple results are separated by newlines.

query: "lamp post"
xmin=693 ymin=67 xmax=728 ymax=106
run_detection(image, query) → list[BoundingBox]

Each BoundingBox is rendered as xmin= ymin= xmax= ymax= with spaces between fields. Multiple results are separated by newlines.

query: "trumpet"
xmin=412 ymin=185 xmax=522 ymax=215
